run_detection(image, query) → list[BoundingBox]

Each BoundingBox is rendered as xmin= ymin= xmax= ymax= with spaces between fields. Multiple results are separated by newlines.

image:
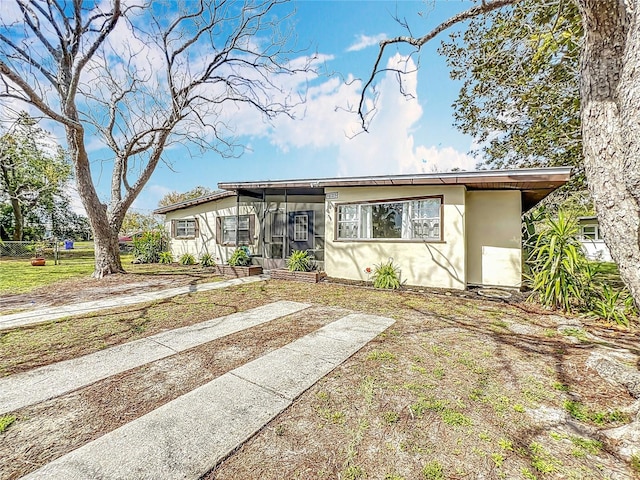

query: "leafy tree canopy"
xmin=439 ymin=0 xmax=583 ymax=181
xmin=158 ymin=186 xmax=215 ymax=208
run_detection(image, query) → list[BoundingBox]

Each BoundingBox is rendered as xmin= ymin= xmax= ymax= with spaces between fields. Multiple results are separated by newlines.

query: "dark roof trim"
xmin=153 ymin=190 xmax=235 ymax=214
xmin=218 ymin=167 xmax=572 ymax=190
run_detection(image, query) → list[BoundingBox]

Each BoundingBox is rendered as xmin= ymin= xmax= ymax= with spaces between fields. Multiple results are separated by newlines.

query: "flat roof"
xmin=220 ymin=167 xmax=572 ymax=211
xmin=155 ymin=167 xmax=572 ymax=214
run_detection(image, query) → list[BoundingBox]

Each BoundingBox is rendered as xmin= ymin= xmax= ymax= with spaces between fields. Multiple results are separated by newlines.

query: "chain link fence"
xmin=0 ymin=241 xmax=60 ymax=259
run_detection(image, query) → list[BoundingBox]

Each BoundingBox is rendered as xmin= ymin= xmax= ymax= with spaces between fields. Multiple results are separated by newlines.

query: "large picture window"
xmin=217 ymin=214 xmax=255 ymax=245
xmin=336 ymin=197 xmax=441 ymax=241
xmin=172 ymin=219 xmax=198 ymax=238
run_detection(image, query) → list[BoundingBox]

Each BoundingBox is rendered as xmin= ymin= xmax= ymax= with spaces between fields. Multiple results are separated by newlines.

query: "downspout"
xmin=284 ymin=188 xmax=288 ymax=259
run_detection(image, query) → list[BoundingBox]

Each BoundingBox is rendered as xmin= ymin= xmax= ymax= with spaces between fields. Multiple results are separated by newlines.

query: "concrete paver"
xmin=22 ymin=313 xmax=395 ymax=480
xmin=0 ymin=301 xmax=310 ymax=415
xmin=0 ymin=275 xmax=268 ymax=331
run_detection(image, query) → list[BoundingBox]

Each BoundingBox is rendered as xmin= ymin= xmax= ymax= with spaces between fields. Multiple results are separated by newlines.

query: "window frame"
xmin=171 ymin=218 xmax=198 ymax=239
xmin=216 ymin=214 xmax=255 ymax=246
xmin=580 ymin=224 xmax=601 ymax=241
xmin=334 ymin=195 xmax=444 ymax=243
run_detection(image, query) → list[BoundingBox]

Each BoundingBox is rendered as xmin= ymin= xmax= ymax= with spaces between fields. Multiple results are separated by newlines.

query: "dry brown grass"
xmin=0 ymin=279 xmax=639 ymax=479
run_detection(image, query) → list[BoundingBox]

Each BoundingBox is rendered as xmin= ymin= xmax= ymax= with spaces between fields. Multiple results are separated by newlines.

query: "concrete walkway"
xmin=0 ymin=275 xmax=268 ymax=331
xmin=0 ymin=301 xmax=310 ymax=415
xmin=22 ymin=313 xmax=395 ymax=480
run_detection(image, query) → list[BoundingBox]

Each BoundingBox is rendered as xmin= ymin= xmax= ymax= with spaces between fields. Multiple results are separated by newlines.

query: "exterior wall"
xmin=164 ymin=196 xmax=259 ymax=264
xmin=465 ymin=191 xmax=522 ymax=288
xmin=324 ymin=186 xmax=467 ymax=289
xmin=578 ymin=218 xmax=612 ymax=261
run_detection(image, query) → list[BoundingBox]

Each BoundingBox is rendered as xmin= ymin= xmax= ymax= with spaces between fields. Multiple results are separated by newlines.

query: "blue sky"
xmin=5 ymin=0 xmax=481 ymax=215
xmin=119 ymin=0 xmax=480 ymax=214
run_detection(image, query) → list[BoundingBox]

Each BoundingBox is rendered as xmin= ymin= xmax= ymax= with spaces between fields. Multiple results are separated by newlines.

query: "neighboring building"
xmin=154 ymin=167 xmax=571 ymax=290
xmin=578 ymin=216 xmax=612 ymax=261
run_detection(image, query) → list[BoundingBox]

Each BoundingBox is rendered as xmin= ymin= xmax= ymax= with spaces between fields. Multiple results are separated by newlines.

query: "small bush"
xmin=179 ymin=253 xmax=196 ymax=265
xmin=286 ymin=249 xmax=314 ymax=272
xmin=200 ymin=253 xmax=215 ymax=267
xmin=372 ymin=259 xmax=401 ymax=289
xmin=132 ymin=229 xmax=167 ymax=263
xmin=158 ymin=251 xmax=173 ymax=264
xmin=228 ymin=247 xmax=251 ymax=266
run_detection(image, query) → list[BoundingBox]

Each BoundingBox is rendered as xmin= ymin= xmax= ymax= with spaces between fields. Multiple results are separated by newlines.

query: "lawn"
xmin=0 ymin=243 xmax=219 ymax=295
xmin=0 ymin=279 xmax=638 ymax=479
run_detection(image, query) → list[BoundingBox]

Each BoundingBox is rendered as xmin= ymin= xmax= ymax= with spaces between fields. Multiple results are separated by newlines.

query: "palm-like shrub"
xmin=286 ymin=250 xmax=314 ymax=272
xmin=228 ymin=247 xmax=251 ymax=266
xmin=372 ymin=259 xmax=401 ymax=289
xmin=179 ymin=253 xmax=196 ymax=265
xmin=200 ymin=253 xmax=215 ymax=267
xmin=158 ymin=251 xmax=173 ymax=264
xmin=526 ymin=212 xmax=587 ymax=311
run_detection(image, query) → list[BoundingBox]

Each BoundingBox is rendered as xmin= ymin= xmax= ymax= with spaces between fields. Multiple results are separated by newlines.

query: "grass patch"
xmin=0 ymin=414 xmax=16 ymax=433
xmin=563 ymin=400 xmax=628 ymax=425
xmin=367 ymin=350 xmax=397 ymax=362
xmin=422 ymin=460 xmax=444 ymax=480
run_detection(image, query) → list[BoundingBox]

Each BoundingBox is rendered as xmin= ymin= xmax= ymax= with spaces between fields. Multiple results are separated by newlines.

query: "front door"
xmin=288 ymin=210 xmax=314 ymax=254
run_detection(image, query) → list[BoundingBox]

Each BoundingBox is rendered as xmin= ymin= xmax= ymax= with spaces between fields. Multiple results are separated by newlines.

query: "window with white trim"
xmin=336 ymin=197 xmax=442 ymax=241
xmin=580 ymin=224 xmax=601 ymax=240
xmin=294 ymin=214 xmax=309 ymax=241
xmin=173 ymin=219 xmax=197 ymax=238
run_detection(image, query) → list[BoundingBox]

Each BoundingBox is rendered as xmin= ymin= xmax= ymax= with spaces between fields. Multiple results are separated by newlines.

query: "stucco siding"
xmin=466 ymin=191 xmax=522 ymax=287
xmin=324 ymin=186 xmax=467 ymax=289
xmin=164 ymin=197 xmax=259 ymax=263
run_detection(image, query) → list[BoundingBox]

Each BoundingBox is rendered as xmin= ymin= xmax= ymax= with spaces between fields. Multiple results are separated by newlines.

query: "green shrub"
xmin=372 ymin=259 xmax=401 ymax=289
xmin=286 ymin=249 xmax=314 ymax=272
xmin=228 ymin=247 xmax=251 ymax=266
xmin=179 ymin=253 xmax=196 ymax=265
xmin=200 ymin=253 xmax=215 ymax=267
xmin=158 ymin=251 xmax=173 ymax=264
xmin=526 ymin=212 xmax=587 ymax=311
xmin=132 ymin=229 xmax=167 ymax=263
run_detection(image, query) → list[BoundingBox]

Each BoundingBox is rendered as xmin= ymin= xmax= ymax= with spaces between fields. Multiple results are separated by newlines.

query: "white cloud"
xmin=259 ymin=53 xmax=475 ymax=177
xmin=347 ymin=34 xmax=387 ymax=52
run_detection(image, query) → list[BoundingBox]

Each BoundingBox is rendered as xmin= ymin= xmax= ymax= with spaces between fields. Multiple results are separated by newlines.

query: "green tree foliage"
xmin=120 ymin=211 xmax=163 ymax=235
xmin=158 ymin=186 xmax=215 ymax=208
xmin=0 ymin=113 xmax=72 ymax=240
xmin=440 ymin=1 xmax=583 ymax=178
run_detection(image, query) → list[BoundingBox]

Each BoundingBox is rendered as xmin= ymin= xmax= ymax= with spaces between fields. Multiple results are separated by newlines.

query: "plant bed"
xmin=270 ymin=269 xmax=326 ymax=283
xmin=217 ymin=265 xmax=263 ymax=278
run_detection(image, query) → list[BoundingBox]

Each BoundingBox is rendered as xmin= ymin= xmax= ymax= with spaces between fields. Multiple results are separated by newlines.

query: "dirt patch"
xmin=1 ymin=280 xmax=639 ymax=479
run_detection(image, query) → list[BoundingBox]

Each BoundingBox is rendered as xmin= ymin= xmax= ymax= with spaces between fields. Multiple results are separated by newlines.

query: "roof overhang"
xmin=153 ymin=190 xmax=236 ymax=214
xmin=219 ymin=167 xmax=572 ymax=212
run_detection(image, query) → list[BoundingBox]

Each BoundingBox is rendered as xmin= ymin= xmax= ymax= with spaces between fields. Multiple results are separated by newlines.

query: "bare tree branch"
xmin=358 ymin=0 xmax=519 ymax=129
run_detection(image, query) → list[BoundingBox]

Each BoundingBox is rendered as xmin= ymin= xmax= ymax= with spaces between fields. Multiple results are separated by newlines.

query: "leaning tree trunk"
xmin=579 ymin=0 xmax=640 ymax=306
xmin=66 ymin=125 xmax=124 ymax=278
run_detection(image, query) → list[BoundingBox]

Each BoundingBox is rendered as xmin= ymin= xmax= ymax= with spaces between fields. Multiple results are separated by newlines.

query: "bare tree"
xmin=359 ymin=0 xmax=640 ymax=307
xmin=0 ymin=0 xmax=307 ymax=277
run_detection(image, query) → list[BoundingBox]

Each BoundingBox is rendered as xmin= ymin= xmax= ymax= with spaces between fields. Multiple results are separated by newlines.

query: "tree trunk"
xmin=65 ymin=125 xmax=125 ymax=278
xmin=578 ymin=0 xmax=640 ymax=306
xmin=9 ymin=196 xmax=23 ymax=241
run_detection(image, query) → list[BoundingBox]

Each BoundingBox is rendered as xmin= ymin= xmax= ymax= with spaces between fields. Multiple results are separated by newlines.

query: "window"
xmin=581 ymin=224 xmax=601 ymax=240
xmin=336 ymin=197 xmax=442 ymax=241
xmin=172 ymin=219 xmax=197 ymax=238
xmin=294 ymin=215 xmax=308 ymax=241
xmin=217 ymin=214 xmax=254 ymax=245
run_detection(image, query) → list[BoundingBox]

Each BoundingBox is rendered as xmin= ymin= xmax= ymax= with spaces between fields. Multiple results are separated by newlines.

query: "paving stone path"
xmin=7 ymin=298 xmax=394 ymax=479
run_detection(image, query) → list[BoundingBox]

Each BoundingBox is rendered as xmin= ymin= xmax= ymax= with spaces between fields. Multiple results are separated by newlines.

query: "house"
xmin=154 ymin=167 xmax=571 ymax=290
xmin=577 ymin=216 xmax=612 ymax=261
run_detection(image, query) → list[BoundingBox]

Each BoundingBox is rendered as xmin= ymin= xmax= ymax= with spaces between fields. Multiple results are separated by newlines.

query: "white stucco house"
xmin=578 ymin=216 xmax=612 ymax=261
xmin=154 ymin=167 xmax=571 ymax=290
